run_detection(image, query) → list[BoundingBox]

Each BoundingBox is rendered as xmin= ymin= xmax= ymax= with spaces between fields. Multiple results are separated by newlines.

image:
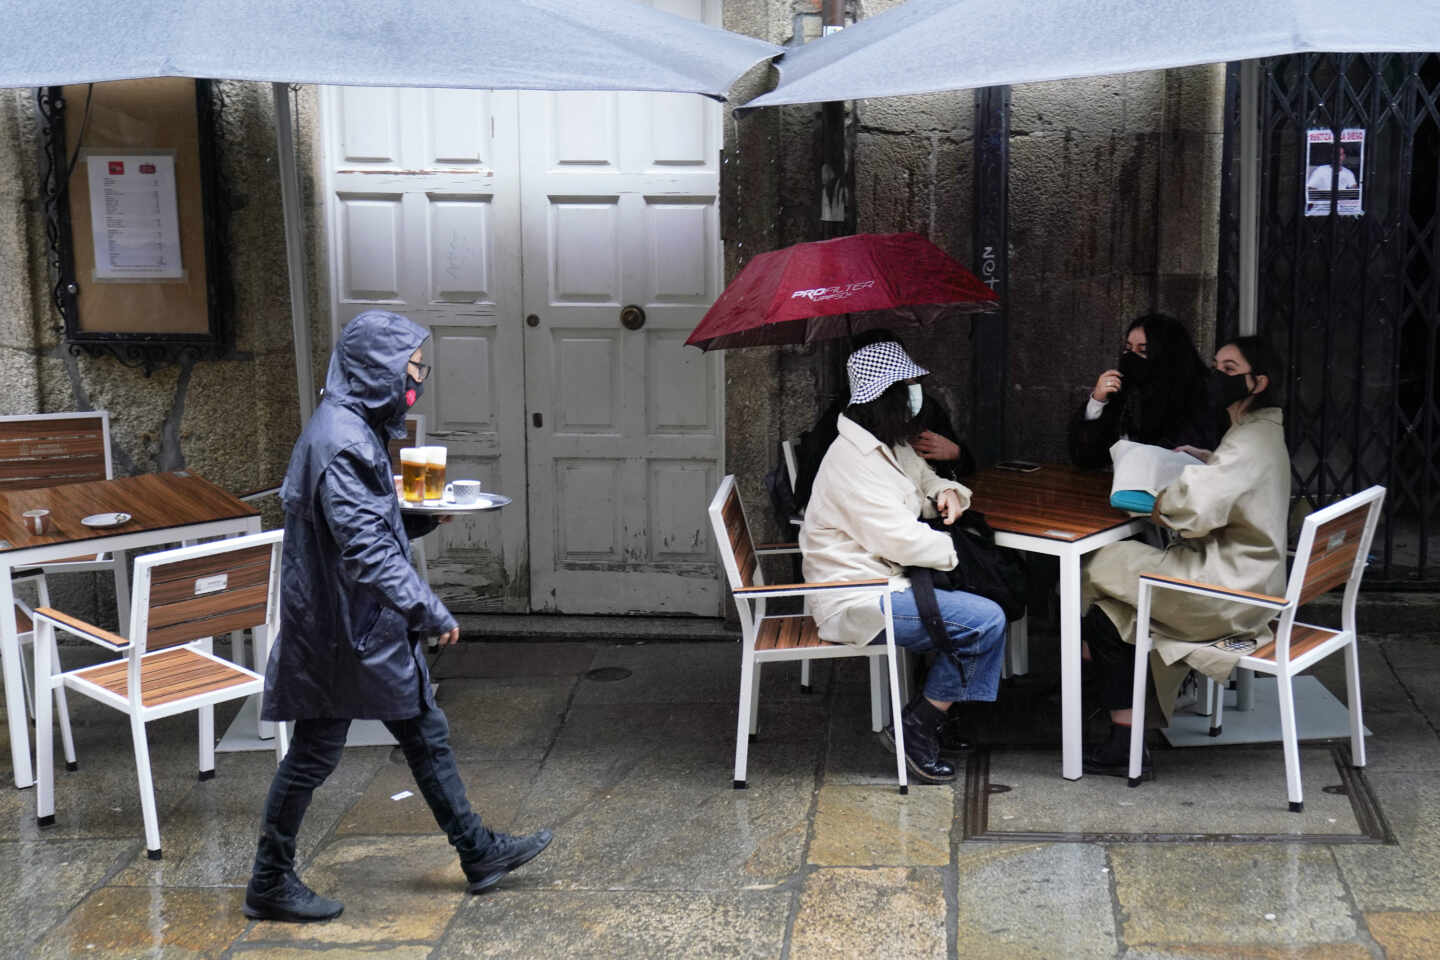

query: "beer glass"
xmin=423 ymin=446 xmax=447 ymax=501
xmin=399 ymin=447 xmax=427 ymax=503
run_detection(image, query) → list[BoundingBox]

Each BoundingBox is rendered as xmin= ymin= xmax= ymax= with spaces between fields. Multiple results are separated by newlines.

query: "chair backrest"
xmin=708 ymin=475 xmax=761 ymax=591
xmin=129 ymin=530 xmax=284 ymax=655
xmin=387 ymin=413 xmax=425 ymax=473
xmin=1287 ymin=486 xmax=1386 ymax=613
xmin=0 ymin=412 xmax=112 ymax=493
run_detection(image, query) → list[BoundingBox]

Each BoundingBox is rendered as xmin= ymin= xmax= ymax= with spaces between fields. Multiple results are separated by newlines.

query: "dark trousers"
xmin=250 ymin=701 xmax=491 ymax=888
xmin=1084 ymin=606 xmax=1138 ymax=712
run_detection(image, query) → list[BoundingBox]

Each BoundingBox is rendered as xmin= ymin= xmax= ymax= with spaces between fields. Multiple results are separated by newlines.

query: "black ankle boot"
xmin=1083 ymin=722 xmax=1152 ymax=779
xmin=881 ymin=698 xmax=956 ymax=784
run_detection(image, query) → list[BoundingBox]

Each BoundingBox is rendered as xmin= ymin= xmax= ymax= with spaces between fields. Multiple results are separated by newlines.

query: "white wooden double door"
xmin=321 ymin=18 xmax=724 ymax=615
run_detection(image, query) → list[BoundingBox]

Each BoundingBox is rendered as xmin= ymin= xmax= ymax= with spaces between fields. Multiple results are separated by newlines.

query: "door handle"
xmin=620 ymin=305 xmax=646 ymax=330
xmin=532 ymin=413 xmax=543 ymax=428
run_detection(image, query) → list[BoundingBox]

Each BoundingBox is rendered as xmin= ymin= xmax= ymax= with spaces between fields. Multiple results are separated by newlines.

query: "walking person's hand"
xmin=437 ymin=626 xmax=460 ymax=646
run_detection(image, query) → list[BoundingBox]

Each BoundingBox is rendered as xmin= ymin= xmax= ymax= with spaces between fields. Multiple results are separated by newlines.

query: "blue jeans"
xmin=250 ymin=701 xmax=491 ymax=888
xmin=871 ymin=588 xmax=1007 ymax=704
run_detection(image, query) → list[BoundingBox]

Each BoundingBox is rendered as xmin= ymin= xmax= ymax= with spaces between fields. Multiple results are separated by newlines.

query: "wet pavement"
xmin=2 ymin=627 xmax=1440 ymax=958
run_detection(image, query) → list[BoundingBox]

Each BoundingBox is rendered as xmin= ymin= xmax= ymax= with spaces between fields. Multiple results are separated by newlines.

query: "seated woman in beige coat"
xmin=801 ymin=341 xmax=1008 ymax=785
xmin=1081 ymin=336 xmax=1290 ymax=777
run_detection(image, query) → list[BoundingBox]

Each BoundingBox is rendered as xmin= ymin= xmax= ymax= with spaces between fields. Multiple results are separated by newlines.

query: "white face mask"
xmin=907 ymin=383 xmax=924 ymax=418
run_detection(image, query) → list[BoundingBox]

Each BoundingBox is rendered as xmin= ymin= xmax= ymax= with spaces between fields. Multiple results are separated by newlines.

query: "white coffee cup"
xmin=445 ymin=479 xmax=482 ymax=505
xmin=22 ymin=508 xmax=51 ymax=535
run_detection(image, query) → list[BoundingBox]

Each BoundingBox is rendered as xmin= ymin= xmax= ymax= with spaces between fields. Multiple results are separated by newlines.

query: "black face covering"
xmin=1117 ymin=350 xmax=1151 ymax=388
xmin=1208 ymin=368 xmax=1252 ymax=412
xmin=405 ymin=374 xmax=424 ymax=408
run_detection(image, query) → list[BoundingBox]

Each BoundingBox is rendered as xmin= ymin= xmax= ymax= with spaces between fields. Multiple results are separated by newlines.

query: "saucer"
xmin=80 ymin=512 xmax=132 ymax=528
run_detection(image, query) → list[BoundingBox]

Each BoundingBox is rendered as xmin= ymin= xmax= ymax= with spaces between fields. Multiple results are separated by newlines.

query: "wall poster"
xmin=84 ymin=153 xmax=184 ymax=280
xmin=1305 ymin=127 xmax=1365 ymax=217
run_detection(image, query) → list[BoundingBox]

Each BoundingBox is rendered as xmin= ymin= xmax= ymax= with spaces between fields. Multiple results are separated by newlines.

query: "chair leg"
xmin=1276 ymin=670 xmax=1304 ymax=813
xmin=34 ymin=621 xmax=56 ymax=828
xmin=870 ymin=656 xmax=887 ymax=731
xmin=800 ymin=658 xmax=812 ymax=694
xmin=883 ymin=645 xmax=908 ymax=795
xmin=130 ymin=715 xmax=163 ymax=858
xmin=274 ymin=719 xmax=291 ymax=763
xmin=18 ymin=635 xmax=35 ymax=720
xmin=1210 ymin=674 xmax=1226 ymax=737
xmin=49 ymin=631 xmax=76 ymax=771
xmin=197 ymin=639 xmax=215 ymax=779
xmin=1128 ymin=584 xmax=1153 ymax=787
xmin=734 ymin=651 xmax=757 ymax=789
xmin=1202 ymin=676 xmax=1217 ymax=718
xmin=1344 ymin=637 xmax=1367 ymax=768
xmin=112 ymin=551 xmax=131 ymax=637
xmin=1006 ymin=615 xmax=1029 ymax=677
xmin=1235 ymin=667 xmax=1255 ymax=712
xmin=749 ymin=663 xmax=762 ymax=737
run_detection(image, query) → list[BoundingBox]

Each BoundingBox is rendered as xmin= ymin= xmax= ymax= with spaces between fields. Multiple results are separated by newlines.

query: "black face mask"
xmin=1117 ymin=350 xmax=1151 ymax=388
xmin=1208 ymin=369 xmax=1253 ymax=412
xmin=404 ymin=374 xmax=424 ymax=408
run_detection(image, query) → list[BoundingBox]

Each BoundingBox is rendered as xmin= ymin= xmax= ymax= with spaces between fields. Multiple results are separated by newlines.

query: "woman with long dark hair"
xmin=1068 ymin=313 xmax=1214 ymax=468
xmin=1080 ymin=336 xmax=1290 ymax=778
xmin=800 ymin=341 xmax=1007 ymax=784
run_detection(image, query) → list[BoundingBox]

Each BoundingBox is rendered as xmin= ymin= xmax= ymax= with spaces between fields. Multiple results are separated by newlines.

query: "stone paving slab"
xmin=30 ymin=885 xmax=250 ymax=959
xmin=808 ymin=784 xmax=953 ymax=866
xmin=952 ymin=843 xmax=1119 ymax=959
xmin=789 ymin=867 xmax=948 ymax=959
xmin=1333 ymin=770 xmax=1440 ymax=911
xmin=1110 ymin=844 xmax=1356 ymax=948
xmin=1364 ymin=910 xmax=1440 ymax=960
xmin=0 ymin=838 xmax=135 ymax=948
xmin=434 ymin=889 xmax=790 ymax=958
xmin=978 ymin=745 xmax=1368 ymax=839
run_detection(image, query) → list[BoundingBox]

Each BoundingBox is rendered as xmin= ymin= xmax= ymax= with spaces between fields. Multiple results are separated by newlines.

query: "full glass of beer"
xmin=399 ymin=447 xmax=427 ymax=503
xmin=423 ymin=446 xmax=447 ymax=501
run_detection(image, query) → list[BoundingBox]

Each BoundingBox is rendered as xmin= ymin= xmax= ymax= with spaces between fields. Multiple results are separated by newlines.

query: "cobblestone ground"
xmin=2 ymin=631 xmax=1439 ymax=959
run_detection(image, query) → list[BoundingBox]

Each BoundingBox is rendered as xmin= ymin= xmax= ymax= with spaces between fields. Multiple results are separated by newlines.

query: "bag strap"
xmin=905 ymin=566 xmax=965 ymax=685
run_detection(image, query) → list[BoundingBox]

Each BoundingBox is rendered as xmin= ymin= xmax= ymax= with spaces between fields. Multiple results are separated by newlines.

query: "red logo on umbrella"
xmin=108 ymin=161 xmax=124 ymax=175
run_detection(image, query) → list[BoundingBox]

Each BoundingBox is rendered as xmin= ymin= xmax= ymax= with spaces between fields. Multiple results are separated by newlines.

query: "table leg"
xmin=112 ymin=549 xmax=131 ymax=636
xmin=1059 ymin=550 xmax=1083 ymax=781
xmin=0 ymin=569 xmax=34 ymax=788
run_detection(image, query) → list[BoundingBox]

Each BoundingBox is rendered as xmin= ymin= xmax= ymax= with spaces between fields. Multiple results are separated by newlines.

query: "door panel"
xmin=519 ymin=3 xmax=724 ymax=615
xmin=324 ymin=87 xmax=529 ymax=613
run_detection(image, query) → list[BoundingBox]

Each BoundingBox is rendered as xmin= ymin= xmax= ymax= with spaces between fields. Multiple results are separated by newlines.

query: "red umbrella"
xmin=685 ymin=232 xmax=998 ymax=351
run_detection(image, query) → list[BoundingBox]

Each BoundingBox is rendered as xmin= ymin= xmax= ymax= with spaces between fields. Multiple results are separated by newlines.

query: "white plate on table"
xmin=81 ymin=512 xmax=132 ymax=528
xmin=398 ymin=493 xmax=511 ymax=514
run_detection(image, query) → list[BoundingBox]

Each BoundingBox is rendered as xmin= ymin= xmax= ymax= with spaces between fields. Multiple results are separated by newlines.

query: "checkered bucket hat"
xmin=846 ymin=341 xmax=929 ymax=404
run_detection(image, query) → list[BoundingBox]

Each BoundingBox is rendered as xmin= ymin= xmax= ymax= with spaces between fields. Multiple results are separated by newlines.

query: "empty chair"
xmin=31 ymin=530 xmax=289 ymax=859
xmin=708 ymin=475 xmax=911 ymax=793
xmin=1127 ymin=486 xmax=1386 ymax=811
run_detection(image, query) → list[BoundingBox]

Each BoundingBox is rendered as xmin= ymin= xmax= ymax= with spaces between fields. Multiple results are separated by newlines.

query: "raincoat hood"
xmin=324 ymin=310 xmax=429 ymax=439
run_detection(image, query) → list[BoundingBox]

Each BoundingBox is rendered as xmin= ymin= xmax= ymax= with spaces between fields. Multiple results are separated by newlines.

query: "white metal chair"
xmin=1127 ymin=486 xmax=1386 ymax=811
xmin=0 ymin=412 xmax=131 ymax=631
xmin=708 ymin=475 xmax=911 ymax=793
xmin=32 ymin=530 xmax=289 ymax=859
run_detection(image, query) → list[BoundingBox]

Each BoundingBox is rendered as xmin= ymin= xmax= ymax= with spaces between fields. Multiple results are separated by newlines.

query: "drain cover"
xmin=584 ymin=667 xmax=633 ymax=683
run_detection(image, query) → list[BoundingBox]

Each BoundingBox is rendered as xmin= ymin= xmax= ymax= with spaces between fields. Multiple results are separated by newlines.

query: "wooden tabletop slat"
xmin=0 ymin=472 xmax=258 ymax=553
xmin=965 ymin=464 xmax=1136 ymax=541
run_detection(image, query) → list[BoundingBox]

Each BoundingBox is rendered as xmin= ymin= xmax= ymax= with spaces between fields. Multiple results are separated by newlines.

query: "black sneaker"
xmin=462 ymin=829 xmax=553 ymax=894
xmin=243 ymin=872 xmax=344 ymax=923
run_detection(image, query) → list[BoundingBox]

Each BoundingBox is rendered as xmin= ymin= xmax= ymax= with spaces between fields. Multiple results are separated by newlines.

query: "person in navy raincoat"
xmin=244 ymin=310 xmax=551 ymax=924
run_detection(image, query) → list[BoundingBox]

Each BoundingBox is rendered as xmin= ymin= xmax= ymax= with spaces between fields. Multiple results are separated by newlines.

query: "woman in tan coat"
xmin=1081 ymin=336 xmax=1290 ymax=776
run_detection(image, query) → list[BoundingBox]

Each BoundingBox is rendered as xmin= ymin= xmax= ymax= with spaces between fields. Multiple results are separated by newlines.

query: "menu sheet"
xmin=85 ymin=154 xmax=184 ymax=280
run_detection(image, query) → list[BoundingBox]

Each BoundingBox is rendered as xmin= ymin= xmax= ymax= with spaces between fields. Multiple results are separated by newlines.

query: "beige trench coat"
xmin=800 ymin=414 xmax=968 ymax=646
xmin=1082 ymin=406 xmax=1290 ymax=721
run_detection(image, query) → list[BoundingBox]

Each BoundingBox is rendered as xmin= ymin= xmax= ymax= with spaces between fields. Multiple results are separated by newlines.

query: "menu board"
xmin=84 ymin=154 xmax=184 ymax=280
